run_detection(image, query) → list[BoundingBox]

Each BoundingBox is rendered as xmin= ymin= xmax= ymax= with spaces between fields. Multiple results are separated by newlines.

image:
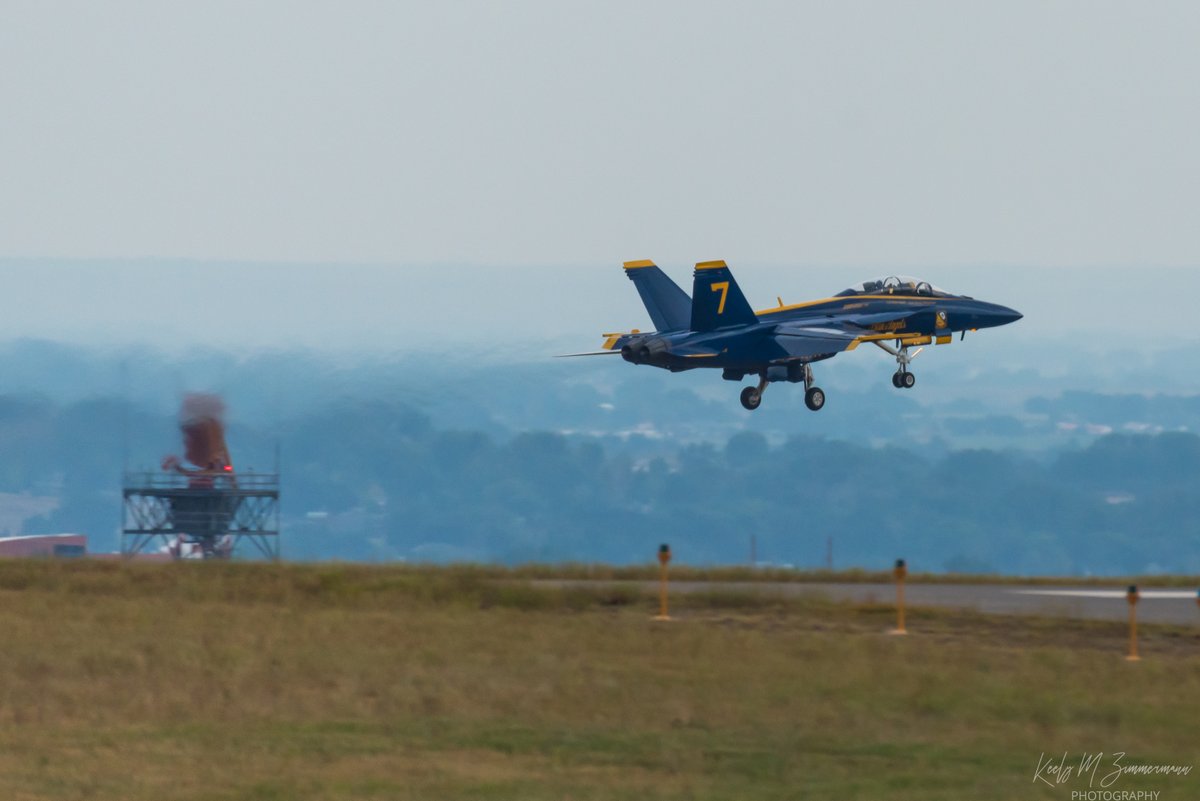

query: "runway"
xmin=549 ymin=581 xmax=1200 ymax=625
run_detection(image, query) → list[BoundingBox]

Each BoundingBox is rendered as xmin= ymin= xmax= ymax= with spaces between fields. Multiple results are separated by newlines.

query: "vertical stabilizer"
xmin=623 ymin=260 xmax=691 ymax=332
xmin=690 ymin=260 xmax=757 ymax=332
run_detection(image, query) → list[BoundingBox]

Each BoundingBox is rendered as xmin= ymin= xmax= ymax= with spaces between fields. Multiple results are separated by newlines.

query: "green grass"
xmin=0 ymin=560 xmax=1195 ymax=799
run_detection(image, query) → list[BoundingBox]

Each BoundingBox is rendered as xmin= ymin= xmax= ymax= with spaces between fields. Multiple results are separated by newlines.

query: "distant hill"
xmin=0 ymin=339 xmax=1196 ymax=573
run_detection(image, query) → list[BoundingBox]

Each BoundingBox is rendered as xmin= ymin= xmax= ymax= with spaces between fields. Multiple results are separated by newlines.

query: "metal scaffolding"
xmin=121 ymin=471 xmax=281 ymax=560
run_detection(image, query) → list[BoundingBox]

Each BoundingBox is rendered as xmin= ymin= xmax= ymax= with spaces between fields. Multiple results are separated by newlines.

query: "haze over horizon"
xmin=0 ymin=260 xmax=1197 ymax=362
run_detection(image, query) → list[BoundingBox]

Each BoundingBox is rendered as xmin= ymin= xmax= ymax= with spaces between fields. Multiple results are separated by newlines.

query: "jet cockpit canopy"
xmin=835 ymin=275 xmax=959 ymax=298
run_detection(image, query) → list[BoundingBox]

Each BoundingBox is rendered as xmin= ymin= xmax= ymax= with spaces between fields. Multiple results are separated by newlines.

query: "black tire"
xmin=891 ymin=372 xmax=902 ymax=388
xmin=740 ymin=386 xmax=762 ymax=411
xmin=902 ymin=372 xmax=916 ymax=389
xmin=805 ymin=386 xmax=825 ymax=411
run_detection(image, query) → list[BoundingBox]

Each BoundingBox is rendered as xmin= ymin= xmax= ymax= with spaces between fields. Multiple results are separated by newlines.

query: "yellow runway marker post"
xmin=889 ymin=558 xmax=908 ymax=635
xmin=654 ymin=544 xmax=672 ymax=621
xmin=1126 ymin=585 xmax=1141 ymax=662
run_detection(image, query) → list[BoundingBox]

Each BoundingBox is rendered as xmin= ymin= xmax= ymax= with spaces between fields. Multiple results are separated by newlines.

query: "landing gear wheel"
xmin=740 ymin=386 xmax=762 ymax=411
xmin=891 ymin=372 xmax=903 ymax=388
xmin=804 ymin=386 xmax=825 ymax=411
xmin=901 ymin=372 xmax=916 ymax=389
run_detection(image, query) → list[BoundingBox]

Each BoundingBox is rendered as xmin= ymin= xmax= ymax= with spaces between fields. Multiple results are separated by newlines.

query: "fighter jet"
xmin=567 ymin=260 xmax=1021 ymax=411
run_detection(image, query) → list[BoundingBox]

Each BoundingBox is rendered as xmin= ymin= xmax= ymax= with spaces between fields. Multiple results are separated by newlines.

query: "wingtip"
xmin=695 ymin=259 xmax=728 ymax=271
xmin=623 ymin=259 xmax=656 ymax=269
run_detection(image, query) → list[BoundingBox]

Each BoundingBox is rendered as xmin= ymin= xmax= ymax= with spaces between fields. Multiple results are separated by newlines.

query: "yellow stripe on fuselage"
xmin=845 ymin=333 xmax=934 ymax=351
xmin=755 ymin=295 xmax=937 ymax=316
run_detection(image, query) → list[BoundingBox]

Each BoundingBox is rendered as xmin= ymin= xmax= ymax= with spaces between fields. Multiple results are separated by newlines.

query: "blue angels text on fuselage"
xmin=566 ymin=260 xmax=1022 ymax=411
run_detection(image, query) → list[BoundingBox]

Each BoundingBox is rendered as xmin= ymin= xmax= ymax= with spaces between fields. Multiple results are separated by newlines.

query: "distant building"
xmin=0 ymin=534 xmax=87 ymax=559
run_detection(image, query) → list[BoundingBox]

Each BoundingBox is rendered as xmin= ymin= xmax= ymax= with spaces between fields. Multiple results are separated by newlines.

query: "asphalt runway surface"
xmin=550 ymin=581 xmax=1200 ymax=625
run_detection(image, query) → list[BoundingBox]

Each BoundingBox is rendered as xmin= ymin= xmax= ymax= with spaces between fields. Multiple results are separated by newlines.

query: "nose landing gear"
xmin=876 ymin=340 xmax=922 ymax=390
xmin=801 ymin=363 xmax=825 ymax=411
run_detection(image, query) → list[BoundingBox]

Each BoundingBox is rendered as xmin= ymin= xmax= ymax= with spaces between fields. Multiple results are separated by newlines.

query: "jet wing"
xmin=835 ymin=309 xmax=925 ymax=328
xmin=770 ymin=308 xmax=936 ymax=361
xmin=769 ymin=324 xmax=863 ymax=361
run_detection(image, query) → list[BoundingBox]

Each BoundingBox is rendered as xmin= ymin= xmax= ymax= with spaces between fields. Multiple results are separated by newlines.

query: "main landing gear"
xmin=740 ymin=383 xmax=764 ymax=411
xmin=739 ymin=366 xmax=825 ymax=412
xmin=875 ymin=341 xmax=922 ymax=390
xmin=804 ymin=385 xmax=826 ymax=411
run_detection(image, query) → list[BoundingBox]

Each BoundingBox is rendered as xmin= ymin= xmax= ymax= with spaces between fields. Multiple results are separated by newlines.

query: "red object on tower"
xmin=123 ymin=394 xmax=279 ymax=560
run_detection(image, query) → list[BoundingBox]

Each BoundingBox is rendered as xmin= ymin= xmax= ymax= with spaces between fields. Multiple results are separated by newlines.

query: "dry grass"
xmin=0 ymin=560 xmax=1196 ymax=799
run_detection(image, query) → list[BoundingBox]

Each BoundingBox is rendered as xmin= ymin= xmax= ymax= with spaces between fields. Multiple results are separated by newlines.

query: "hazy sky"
xmin=2 ymin=1 xmax=1199 ymax=268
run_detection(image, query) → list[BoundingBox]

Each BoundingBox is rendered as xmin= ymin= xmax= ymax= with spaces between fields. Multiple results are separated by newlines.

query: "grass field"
xmin=0 ymin=560 xmax=1196 ymax=800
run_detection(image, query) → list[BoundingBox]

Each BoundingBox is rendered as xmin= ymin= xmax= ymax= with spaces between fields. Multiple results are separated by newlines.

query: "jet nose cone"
xmin=967 ymin=303 xmax=1022 ymax=330
xmin=997 ymin=305 xmax=1023 ymax=325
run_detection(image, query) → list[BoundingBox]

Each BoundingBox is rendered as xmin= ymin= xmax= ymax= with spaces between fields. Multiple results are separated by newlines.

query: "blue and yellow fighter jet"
xmin=568 ymin=260 xmax=1021 ymax=411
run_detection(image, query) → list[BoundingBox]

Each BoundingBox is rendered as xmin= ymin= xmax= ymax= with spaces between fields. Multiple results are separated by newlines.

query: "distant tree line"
xmin=2 ymin=395 xmax=1197 ymax=575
